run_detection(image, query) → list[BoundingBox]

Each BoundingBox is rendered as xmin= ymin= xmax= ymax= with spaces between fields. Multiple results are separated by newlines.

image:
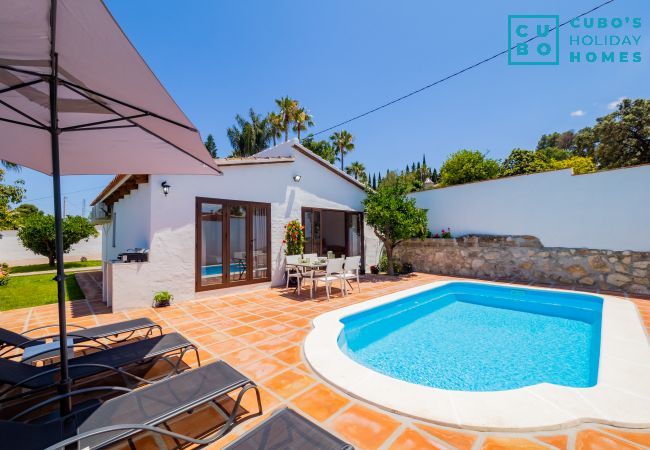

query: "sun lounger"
xmin=0 ymin=317 xmax=162 ymax=359
xmin=0 ymin=332 xmax=197 ymax=403
xmin=0 ymin=361 xmax=261 ymax=450
xmin=224 ymin=407 xmax=353 ymax=450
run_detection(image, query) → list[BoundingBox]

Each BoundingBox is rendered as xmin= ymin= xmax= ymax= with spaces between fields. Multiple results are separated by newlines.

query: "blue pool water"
xmin=201 ymin=263 xmax=244 ymax=276
xmin=338 ymin=282 xmax=602 ymax=391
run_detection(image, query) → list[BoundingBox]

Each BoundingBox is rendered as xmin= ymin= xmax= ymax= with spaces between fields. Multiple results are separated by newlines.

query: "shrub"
xmin=549 ymin=156 xmax=596 ymax=174
xmin=153 ymin=291 xmax=173 ymax=307
xmin=0 ymin=263 xmax=9 ymax=286
xmin=429 ymin=227 xmax=452 ymax=238
xmin=439 ymin=150 xmax=500 ymax=186
xmin=378 ymin=254 xmax=401 ymax=275
xmin=400 ymin=262 xmax=413 ymax=274
xmin=284 ymin=219 xmax=305 ymax=255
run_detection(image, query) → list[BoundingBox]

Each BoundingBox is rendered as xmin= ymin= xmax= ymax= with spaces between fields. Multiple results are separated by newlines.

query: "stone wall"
xmin=393 ymin=235 xmax=650 ymax=295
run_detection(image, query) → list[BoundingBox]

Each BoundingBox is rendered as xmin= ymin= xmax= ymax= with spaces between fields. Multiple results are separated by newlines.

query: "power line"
xmin=22 ymin=185 xmax=107 ymax=203
xmin=309 ymin=0 xmax=616 ymax=138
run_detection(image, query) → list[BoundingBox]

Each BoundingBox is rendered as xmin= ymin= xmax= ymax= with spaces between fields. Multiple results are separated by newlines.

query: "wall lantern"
xmin=161 ymin=181 xmax=171 ymax=196
xmin=293 ymin=175 xmax=302 ymax=182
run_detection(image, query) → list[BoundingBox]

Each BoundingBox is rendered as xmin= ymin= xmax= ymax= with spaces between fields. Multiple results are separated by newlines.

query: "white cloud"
xmin=607 ymin=97 xmax=626 ymax=110
xmin=570 ymin=110 xmax=585 ymax=117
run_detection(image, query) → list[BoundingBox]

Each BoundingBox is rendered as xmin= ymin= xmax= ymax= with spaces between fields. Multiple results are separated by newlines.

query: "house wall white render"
xmin=104 ymin=145 xmax=380 ymax=310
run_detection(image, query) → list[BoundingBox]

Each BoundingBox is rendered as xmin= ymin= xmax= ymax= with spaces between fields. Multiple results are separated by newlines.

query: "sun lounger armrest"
xmin=43 ymin=423 xmax=225 ymax=450
xmin=11 ymin=386 xmax=132 ymax=421
xmin=23 ymin=324 xmax=87 ymax=334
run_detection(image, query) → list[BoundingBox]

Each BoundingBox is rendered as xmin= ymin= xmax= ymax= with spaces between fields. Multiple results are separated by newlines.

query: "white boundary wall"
xmin=410 ymin=165 xmax=650 ymax=252
xmin=0 ymin=228 xmax=102 ymax=266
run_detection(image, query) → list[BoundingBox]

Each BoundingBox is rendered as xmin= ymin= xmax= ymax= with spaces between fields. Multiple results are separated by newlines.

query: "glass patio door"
xmin=302 ymin=208 xmax=364 ymax=269
xmin=228 ymin=204 xmax=248 ymax=284
xmin=196 ymin=198 xmax=271 ymax=291
xmin=198 ymin=202 xmax=224 ymax=288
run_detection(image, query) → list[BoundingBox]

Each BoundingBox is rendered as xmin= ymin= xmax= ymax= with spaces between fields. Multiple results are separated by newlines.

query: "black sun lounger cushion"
xmin=0 ymin=328 xmax=44 ymax=349
xmin=65 ymin=317 xmax=160 ymax=341
xmin=0 ymin=317 xmax=160 ymax=351
xmin=0 ymin=362 xmax=255 ymax=450
xmin=0 ymin=332 xmax=192 ymax=390
xmin=224 ymin=407 xmax=354 ymax=450
xmin=76 ymin=361 xmax=251 ymax=449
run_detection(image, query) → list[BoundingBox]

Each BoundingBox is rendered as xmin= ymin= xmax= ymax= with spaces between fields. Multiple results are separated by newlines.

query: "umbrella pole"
xmin=49 ymin=0 xmax=72 ymax=418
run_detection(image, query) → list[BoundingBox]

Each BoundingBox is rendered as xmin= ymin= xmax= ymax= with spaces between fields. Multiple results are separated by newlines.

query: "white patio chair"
xmin=313 ymin=258 xmax=345 ymax=300
xmin=341 ymin=255 xmax=361 ymax=294
xmin=285 ymin=254 xmax=303 ymax=293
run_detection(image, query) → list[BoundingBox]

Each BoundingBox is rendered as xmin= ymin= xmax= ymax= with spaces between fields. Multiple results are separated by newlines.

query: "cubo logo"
xmin=508 ymin=15 xmax=560 ymax=65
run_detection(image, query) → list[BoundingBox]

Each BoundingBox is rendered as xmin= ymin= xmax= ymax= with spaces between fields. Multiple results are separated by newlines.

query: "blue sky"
xmin=5 ymin=0 xmax=649 ymax=215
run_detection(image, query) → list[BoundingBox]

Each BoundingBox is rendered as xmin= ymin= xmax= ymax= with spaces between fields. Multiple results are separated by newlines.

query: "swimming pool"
xmin=201 ymin=263 xmax=245 ymax=277
xmin=305 ymin=280 xmax=650 ymax=429
xmin=338 ymin=282 xmax=602 ymax=391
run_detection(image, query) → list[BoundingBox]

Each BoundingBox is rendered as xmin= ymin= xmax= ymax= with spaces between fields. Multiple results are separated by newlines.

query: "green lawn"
xmin=9 ymin=260 xmax=101 ymax=274
xmin=0 ymin=273 xmax=85 ymax=311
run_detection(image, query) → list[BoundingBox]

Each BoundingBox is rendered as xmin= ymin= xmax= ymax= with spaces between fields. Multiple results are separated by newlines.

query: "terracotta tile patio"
xmin=1 ymin=272 xmax=649 ymax=450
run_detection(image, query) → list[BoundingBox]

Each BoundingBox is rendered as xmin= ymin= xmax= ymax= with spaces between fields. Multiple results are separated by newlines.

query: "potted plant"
xmin=284 ymin=220 xmax=305 ymax=287
xmin=152 ymin=291 xmax=173 ymax=308
xmin=284 ymin=219 xmax=305 ymax=256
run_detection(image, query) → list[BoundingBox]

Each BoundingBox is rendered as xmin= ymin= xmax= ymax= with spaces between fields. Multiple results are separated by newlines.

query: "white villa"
xmin=92 ymin=139 xmax=381 ymax=310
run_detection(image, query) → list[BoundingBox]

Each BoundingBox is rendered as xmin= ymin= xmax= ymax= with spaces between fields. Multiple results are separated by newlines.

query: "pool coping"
xmin=304 ymin=280 xmax=650 ymax=431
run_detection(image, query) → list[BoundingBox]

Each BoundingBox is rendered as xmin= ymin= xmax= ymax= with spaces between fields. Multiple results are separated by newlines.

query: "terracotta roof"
xmin=215 ymin=156 xmax=295 ymax=166
xmin=91 ymin=175 xmax=128 ymax=205
xmin=290 ymin=143 xmax=367 ymax=190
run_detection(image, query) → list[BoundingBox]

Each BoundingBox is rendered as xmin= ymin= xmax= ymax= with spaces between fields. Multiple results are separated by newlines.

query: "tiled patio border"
xmin=1 ymin=272 xmax=649 ymax=449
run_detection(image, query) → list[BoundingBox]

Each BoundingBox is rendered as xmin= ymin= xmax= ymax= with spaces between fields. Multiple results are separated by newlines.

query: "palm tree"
xmin=330 ymin=130 xmax=355 ymax=171
xmin=227 ymin=108 xmax=272 ymax=157
xmin=275 ymin=96 xmax=298 ymax=142
xmin=267 ymin=111 xmax=283 ymax=146
xmin=292 ymin=107 xmax=314 ymax=141
xmin=1 ymin=160 xmax=20 ymax=172
xmin=345 ymin=161 xmax=366 ymax=182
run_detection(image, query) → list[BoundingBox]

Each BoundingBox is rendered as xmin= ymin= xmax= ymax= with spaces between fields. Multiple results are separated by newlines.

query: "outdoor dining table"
xmin=290 ymin=259 xmax=329 ymax=298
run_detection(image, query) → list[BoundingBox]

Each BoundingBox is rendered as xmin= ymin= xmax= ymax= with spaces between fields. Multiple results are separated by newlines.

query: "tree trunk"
xmin=340 ymin=152 xmax=344 ymax=171
xmin=385 ymin=244 xmax=395 ymax=276
xmin=48 ymin=255 xmax=55 ymax=267
xmin=272 ymin=135 xmax=276 ymax=146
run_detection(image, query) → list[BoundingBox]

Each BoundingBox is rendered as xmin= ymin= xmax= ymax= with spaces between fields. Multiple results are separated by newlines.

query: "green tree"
xmin=363 ymin=177 xmax=428 ymax=276
xmin=17 ymin=214 xmax=98 ymax=267
xmin=439 ymin=150 xmax=500 ymax=186
xmin=1 ymin=161 xmax=20 ymax=172
xmin=8 ymin=203 xmax=42 ymax=229
xmin=204 ymin=134 xmax=218 ymax=158
xmin=330 ymin=130 xmax=355 ymax=171
xmin=537 ymin=130 xmax=575 ymax=150
xmin=267 ymin=111 xmax=284 ymax=146
xmin=536 ymin=146 xmax=571 ymax=162
xmin=371 ymin=174 xmax=377 ymax=189
xmin=275 ymin=96 xmax=298 ymax=142
xmin=587 ymin=98 xmax=649 ymax=168
xmin=292 ymin=107 xmax=314 ymax=141
xmin=0 ymin=168 xmax=25 ymax=230
xmin=500 ymin=149 xmax=548 ymax=177
xmin=345 ymin=161 xmax=367 ymax=182
xmin=227 ymin=108 xmax=272 ymax=157
xmin=302 ymin=135 xmax=337 ymax=164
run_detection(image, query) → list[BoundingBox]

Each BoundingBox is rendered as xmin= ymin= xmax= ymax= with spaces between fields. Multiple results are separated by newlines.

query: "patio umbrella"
xmin=0 ymin=0 xmax=220 ymax=417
